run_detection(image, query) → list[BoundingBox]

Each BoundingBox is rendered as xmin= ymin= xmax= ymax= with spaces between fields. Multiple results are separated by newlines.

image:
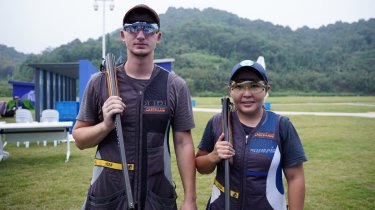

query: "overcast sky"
xmin=1 ymin=0 xmax=374 ymax=54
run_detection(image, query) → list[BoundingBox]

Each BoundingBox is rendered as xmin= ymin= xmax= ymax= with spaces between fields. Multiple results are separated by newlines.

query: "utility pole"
xmin=93 ymin=0 xmax=114 ymax=59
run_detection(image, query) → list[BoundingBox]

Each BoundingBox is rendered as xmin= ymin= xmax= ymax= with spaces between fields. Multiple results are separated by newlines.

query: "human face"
xmin=229 ymin=69 xmax=269 ymax=117
xmin=121 ymin=22 xmax=162 ymax=57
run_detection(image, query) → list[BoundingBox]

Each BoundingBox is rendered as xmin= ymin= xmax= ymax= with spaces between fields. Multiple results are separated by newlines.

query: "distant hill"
xmin=0 ymin=45 xmax=29 ymax=96
xmin=0 ymin=44 xmax=27 ymax=78
xmin=2 ymin=7 xmax=374 ymax=96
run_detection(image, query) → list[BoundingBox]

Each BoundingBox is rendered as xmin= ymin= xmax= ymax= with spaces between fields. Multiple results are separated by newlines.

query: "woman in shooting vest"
xmin=196 ymin=60 xmax=307 ymax=210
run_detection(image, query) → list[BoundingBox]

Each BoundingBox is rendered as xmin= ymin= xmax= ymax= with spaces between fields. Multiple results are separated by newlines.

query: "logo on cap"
xmin=239 ymin=60 xmax=254 ymax=67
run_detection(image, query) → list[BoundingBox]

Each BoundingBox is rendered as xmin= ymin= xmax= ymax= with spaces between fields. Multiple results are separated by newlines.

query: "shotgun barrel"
xmin=105 ymin=53 xmax=134 ymax=209
xmin=222 ymin=97 xmax=231 ymax=210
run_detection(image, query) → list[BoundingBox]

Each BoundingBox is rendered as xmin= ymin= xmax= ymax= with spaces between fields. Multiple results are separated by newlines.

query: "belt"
xmin=214 ymin=179 xmax=239 ymax=199
xmin=94 ymin=159 xmax=134 ymax=171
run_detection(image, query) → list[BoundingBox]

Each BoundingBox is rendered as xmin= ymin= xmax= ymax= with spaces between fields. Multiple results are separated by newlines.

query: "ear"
xmin=156 ymin=32 xmax=162 ymax=43
xmin=265 ymin=84 xmax=271 ymax=93
xmin=120 ymin=30 xmax=126 ymax=40
xmin=227 ymin=85 xmax=233 ymax=96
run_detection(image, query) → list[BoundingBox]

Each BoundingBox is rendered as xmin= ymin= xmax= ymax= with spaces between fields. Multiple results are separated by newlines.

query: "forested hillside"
xmin=0 ymin=45 xmax=28 ymax=96
xmin=1 ymin=7 xmax=374 ymax=96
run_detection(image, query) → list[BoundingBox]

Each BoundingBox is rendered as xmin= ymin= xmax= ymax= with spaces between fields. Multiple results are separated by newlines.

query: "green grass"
xmin=192 ymin=96 xmax=375 ymax=113
xmin=193 ymin=96 xmax=375 ymax=106
xmin=271 ymin=103 xmax=375 ymax=113
xmin=291 ymin=116 xmax=375 ymax=210
xmin=1 ymin=96 xmax=375 ymax=209
xmin=0 ymin=144 xmax=95 ymax=210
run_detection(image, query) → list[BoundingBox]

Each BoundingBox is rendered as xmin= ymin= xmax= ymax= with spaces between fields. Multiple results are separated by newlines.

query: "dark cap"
xmin=123 ymin=4 xmax=160 ymax=27
xmin=229 ymin=60 xmax=268 ymax=83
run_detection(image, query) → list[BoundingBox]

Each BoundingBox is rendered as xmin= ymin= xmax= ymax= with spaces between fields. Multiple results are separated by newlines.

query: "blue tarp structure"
xmin=8 ymin=80 xmax=35 ymax=104
xmin=28 ymin=60 xmax=97 ymax=121
xmin=27 ymin=59 xmax=174 ymax=122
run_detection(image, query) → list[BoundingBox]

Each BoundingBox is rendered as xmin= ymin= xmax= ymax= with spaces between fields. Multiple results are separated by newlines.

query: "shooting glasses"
xmin=123 ymin=22 xmax=159 ymax=35
xmin=230 ymin=80 xmax=266 ymax=94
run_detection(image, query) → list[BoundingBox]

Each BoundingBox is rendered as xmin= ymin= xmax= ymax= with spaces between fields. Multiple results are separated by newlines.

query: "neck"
xmin=237 ymin=108 xmax=264 ymax=128
xmin=124 ymin=55 xmax=154 ymax=79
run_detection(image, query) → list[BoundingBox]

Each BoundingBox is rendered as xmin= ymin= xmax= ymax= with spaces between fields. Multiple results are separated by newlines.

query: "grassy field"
xmin=192 ymin=96 xmax=375 ymax=113
xmin=1 ymin=96 xmax=375 ymax=209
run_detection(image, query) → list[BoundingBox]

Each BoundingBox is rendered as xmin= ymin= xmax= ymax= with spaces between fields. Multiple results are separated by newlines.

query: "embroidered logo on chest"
xmin=249 ymin=138 xmax=277 ymax=159
xmin=254 ymin=132 xmax=275 ymax=139
xmin=143 ymin=99 xmax=167 ymax=114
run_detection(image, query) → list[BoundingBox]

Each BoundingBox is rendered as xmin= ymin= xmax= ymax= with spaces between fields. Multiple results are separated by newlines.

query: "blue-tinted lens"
xmin=123 ymin=22 xmax=159 ymax=35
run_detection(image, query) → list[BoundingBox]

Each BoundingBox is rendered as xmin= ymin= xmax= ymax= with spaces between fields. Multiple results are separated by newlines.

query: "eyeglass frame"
xmin=123 ymin=22 xmax=159 ymax=35
xmin=229 ymin=80 xmax=267 ymax=94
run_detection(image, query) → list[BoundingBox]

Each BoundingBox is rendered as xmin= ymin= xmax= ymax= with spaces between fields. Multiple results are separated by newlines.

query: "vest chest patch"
xmin=143 ymin=100 xmax=167 ymax=113
xmin=249 ymin=138 xmax=277 ymax=159
xmin=254 ymin=131 xmax=275 ymax=139
xmin=144 ymin=107 xmax=167 ymax=113
xmin=144 ymin=99 xmax=166 ymax=107
xmin=144 ymin=106 xmax=167 ymax=114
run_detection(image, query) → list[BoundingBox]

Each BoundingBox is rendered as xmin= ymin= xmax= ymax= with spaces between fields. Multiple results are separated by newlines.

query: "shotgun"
xmin=104 ymin=53 xmax=134 ymax=209
xmin=221 ymin=96 xmax=232 ymax=210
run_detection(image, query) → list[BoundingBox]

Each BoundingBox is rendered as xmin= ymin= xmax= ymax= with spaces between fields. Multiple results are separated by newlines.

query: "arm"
xmin=196 ymin=133 xmax=235 ymax=174
xmin=195 ymin=149 xmax=218 ymax=174
xmin=173 ymin=130 xmax=197 ymax=210
xmin=284 ymin=163 xmax=305 ymax=210
xmin=72 ymin=120 xmax=112 ymax=149
xmin=72 ymin=95 xmax=125 ymax=150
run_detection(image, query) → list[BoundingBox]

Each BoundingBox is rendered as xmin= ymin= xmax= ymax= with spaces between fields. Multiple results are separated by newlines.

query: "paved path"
xmin=193 ymin=108 xmax=375 ymax=118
